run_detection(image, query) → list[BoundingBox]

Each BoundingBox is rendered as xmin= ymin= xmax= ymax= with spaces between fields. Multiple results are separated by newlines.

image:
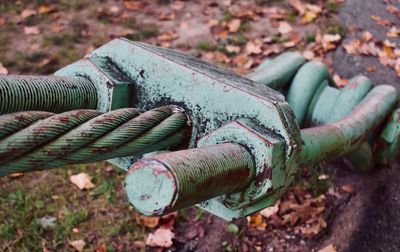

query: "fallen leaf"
xmin=245 ymin=39 xmax=263 ymax=55
xmin=95 ymin=243 xmax=106 ymax=252
xmin=38 ymin=5 xmax=54 ymax=14
xmin=169 ymin=1 xmax=185 ymax=11
xmin=226 ymin=44 xmax=241 ymax=53
xmin=321 ymin=34 xmax=341 ymax=51
xmin=70 ymin=173 xmax=95 ymax=190
xmin=20 ymin=9 xmax=37 ymax=19
xmin=0 ymin=62 xmax=7 ymax=74
xmin=387 ymin=26 xmax=400 ymax=38
xmin=227 ymin=19 xmax=241 ymax=33
xmin=303 ymin=50 xmax=315 ymax=60
xmin=232 ymin=54 xmax=249 ymax=67
xmin=123 ymin=0 xmax=147 ymax=11
xmin=343 ymin=39 xmax=361 ymax=54
xmin=69 ymin=240 xmax=86 ymax=252
xmin=367 ymin=65 xmax=377 ymax=72
xmin=38 ymin=216 xmax=57 ymax=229
xmin=296 ymin=217 xmax=327 ymax=237
xmin=8 ymin=172 xmax=22 ymax=178
xmin=157 ymin=32 xmax=179 ymax=42
xmin=146 ymin=228 xmax=175 ymax=248
xmin=361 ymin=31 xmax=373 ymax=42
xmin=0 ymin=16 xmax=6 ymax=26
xmin=280 ymin=194 xmax=326 ymax=226
xmin=333 ymin=74 xmax=348 ymax=87
xmin=159 ymin=12 xmax=176 ymax=21
xmin=340 ymin=184 xmax=355 ymax=194
xmin=302 ymin=11 xmax=317 ymax=23
xmin=288 ymin=0 xmax=305 ymax=14
xmin=136 ymin=214 xmax=160 ymax=228
xmin=278 ymin=21 xmax=292 ymax=34
xmin=133 ymin=240 xmax=146 ymax=250
xmin=24 ymin=26 xmax=40 ymax=35
xmin=247 ymin=213 xmax=267 ymax=230
xmin=260 ymin=200 xmax=280 ymax=218
xmin=371 ymin=15 xmax=392 ymax=27
xmin=318 ymin=244 xmax=337 ymax=252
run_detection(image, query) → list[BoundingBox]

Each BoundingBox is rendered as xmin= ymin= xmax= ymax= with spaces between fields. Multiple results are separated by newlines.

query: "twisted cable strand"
xmin=0 ymin=106 xmax=189 ymax=176
xmin=0 ymin=75 xmax=98 ymax=114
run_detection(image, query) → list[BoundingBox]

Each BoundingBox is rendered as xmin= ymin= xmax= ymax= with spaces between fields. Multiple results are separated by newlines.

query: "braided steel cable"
xmin=248 ymin=52 xmax=400 ymax=167
xmin=0 ymin=106 xmax=189 ymax=176
xmin=0 ymin=75 xmax=98 ymax=114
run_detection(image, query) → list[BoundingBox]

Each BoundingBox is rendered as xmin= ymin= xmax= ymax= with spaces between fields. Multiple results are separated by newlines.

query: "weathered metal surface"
xmin=125 ymin=143 xmax=255 ymax=216
xmin=0 ymin=106 xmax=189 ymax=176
xmin=60 ymin=39 xmax=301 ymax=173
xmin=2 ymin=40 xmax=400 ymax=222
xmin=196 ymin=120 xmax=289 ymax=219
xmin=0 ymin=75 xmax=97 ymax=114
xmin=299 ymin=85 xmax=398 ymax=167
xmin=376 ymin=108 xmax=400 ymax=165
xmin=56 ymin=56 xmax=135 ymax=112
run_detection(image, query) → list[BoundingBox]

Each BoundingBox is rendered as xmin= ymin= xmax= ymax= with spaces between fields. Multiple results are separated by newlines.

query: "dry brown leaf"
xmin=247 ymin=213 xmax=267 ymax=230
xmin=0 ymin=63 xmax=8 ymax=75
xmin=371 ymin=15 xmax=392 ymax=27
xmin=318 ymin=244 xmax=337 ymax=252
xmin=169 ymin=1 xmax=185 ymax=11
xmin=340 ymin=184 xmax=355 ymax=194
xmin=38 ymin=5 xmax=54 ymax=14
xmin=280 ymin=194 xmax=326 ymax=226
xmin=21 ymin=9 xmax=37 ymax=19
xmin=367 ymin=65 xmax=377 ymax=72
xmin=70 ymin=173 xmax=95 ymax=190
xmin=260 ymin=200 xmax=280 ymax=218
xmin=232 ymin=54 xmax=248 ymax=67
xmin=69 ymin=240 xmax=86 ymax=252
xmin=302 ymin=11 xmax=317 ymax=23
xmin=303 ymin=50 xmax=315 ymax=60
xmin=123 ymin=0 xmax=147 ymax=11
xmin=8 ymin=172 xmax=23 ymax=178
xmin=343 ymin=39 xmax=361 ymax=54
xmin=159 ymin=12 xmax=176 ymax=21
xmin=288 ymin=0 xmax=305 ymax=14
xmin=0 ymin=16 xmax=5 ymax=26
xmin=24 ymin=26 xmax=40 ymax=35
xmin=321 ymin=34 xmax=341 ymax=51
xmin=387 ymin=26 xmax=400 ymax=38
xmin=136 ymin=214 xmax=160 ymax=228
xmin=146 ymin=228 xmax=175 ymax=248
xmin=213 ymin=51 xmax=231 ymax=63
xmin=157 ymin=32 xmax=179 ymax=42
xmin=278 ymin=21 xmax=292 ymax=34
xmin=133 ymin=240 xmax=146 ymax=250
xmin=245 ymin=39 xmax=263 ymax=55
xmin=263 ymin=44 xmax=282 ymax=56
xmin=361 ymin=31 xmax=373 ymax=42
xmin=226 ymin=44 xmax=241 ymax=53
xmin=333 ymin=74 xmax=348 ymax=87
xmin=296 ymin=217 xmax=327 ymax=237
xmin=227 ymin=18 xmax=241 ymax=33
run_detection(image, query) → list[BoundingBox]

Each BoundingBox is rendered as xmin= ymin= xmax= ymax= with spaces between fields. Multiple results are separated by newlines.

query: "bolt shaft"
xmin=125 ymin=143 xmax=255 ymax=216
xmin=0 ymin=75 xmax=97 ymax=114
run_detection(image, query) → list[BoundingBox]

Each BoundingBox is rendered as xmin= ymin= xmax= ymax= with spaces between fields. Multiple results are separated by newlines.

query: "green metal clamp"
xmin=1 ymin=39 xmax=400 ymax=221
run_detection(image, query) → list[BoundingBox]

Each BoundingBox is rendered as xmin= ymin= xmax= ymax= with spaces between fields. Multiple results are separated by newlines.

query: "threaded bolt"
xmin=0 ymin=75 xmax=98 ymax=114
xmin=125 ymin=143 xmax=255 ymax=216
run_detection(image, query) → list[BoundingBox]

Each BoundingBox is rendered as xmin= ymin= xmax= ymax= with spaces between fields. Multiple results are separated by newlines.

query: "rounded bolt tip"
xmin=125 ymin=159 xmax=177 ymax=216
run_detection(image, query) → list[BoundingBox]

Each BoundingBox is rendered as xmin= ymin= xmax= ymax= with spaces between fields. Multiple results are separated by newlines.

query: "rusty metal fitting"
xmin=125 ymin=143 xmax=255 ymax=216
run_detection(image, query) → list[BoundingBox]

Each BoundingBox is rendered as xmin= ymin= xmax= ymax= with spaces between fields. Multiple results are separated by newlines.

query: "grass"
xmin=197 ymin=41 xmax=218 ymax=51
xmin=0 ymin=163 xmax=148 ymax=251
